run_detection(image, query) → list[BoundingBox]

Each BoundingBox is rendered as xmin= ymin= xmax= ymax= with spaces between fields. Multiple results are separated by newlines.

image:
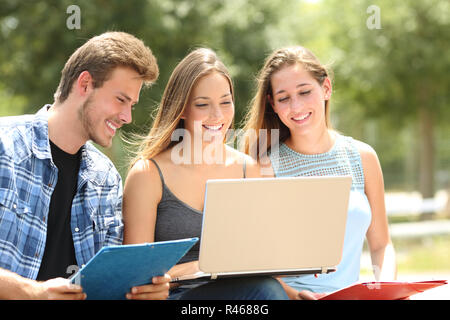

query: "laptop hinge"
xmin=321 ymin=267 xmax=328 ymax=274
xmin=211 ymin=273 xmax=218 ymax=280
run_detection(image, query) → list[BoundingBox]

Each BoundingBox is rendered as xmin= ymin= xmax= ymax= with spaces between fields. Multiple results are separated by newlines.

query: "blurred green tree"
xmin=1 ymin=0 xmax=448 ymax=198
xmin=351 ymin=0 xmax=448 ymax=205
xmin=0 ymin=0 xmax=289 ymax=176
xmin=286 ymin=0 xmax=449 ymax=207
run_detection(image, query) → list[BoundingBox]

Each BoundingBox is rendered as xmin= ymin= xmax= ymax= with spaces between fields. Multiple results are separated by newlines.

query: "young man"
xmin=0 ymin=32 xmax=170 ymax=299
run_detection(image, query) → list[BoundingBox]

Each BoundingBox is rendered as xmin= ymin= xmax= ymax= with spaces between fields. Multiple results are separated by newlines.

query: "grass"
xmin=361 ymin=234 xmax=450 ymax=276
xmin=394 ymin=235 xmax=450 ymax=273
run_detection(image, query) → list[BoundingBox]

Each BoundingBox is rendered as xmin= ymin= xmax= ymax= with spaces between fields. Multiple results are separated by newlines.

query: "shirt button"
xmin=74 ymin=227 xmax=80 ymax=232
xmin=13 ymin=204 xmax=17 ymax=209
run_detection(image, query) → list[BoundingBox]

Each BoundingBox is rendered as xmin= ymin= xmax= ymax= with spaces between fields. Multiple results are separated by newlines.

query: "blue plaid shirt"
xmin=0 ymin=105 xmax=123 ymax=280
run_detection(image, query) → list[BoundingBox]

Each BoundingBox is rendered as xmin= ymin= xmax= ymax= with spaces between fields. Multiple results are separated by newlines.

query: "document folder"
xmin=319 ymin=280 xmax=448 ymax=300
xmin=70 ymin=238 xmax=198 ymax=300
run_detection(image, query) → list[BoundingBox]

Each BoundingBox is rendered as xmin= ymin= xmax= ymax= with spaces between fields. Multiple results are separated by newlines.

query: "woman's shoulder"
xmin=351 ymin=138 xmax=378 ymax=159
xmin=342 ymin=136 xmax=380 ymax=172
xmin=126 ymin=156 xmax=163 ymax=187
xmin=336 ymin=132 xmax=377 ymax=158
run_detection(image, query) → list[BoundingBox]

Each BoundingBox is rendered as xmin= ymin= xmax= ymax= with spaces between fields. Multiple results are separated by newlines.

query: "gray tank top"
xmin=151 ymin=159 xmax=247 ymax=264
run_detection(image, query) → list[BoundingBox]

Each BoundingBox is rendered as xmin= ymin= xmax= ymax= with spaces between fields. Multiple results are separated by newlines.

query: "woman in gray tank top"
xmin=122 ymin=48 xmax=288 ymax=300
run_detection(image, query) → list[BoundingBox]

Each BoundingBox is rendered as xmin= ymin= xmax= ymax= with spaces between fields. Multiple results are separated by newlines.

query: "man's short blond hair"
xmin=54 ymin=31 xmax=159 ymax=103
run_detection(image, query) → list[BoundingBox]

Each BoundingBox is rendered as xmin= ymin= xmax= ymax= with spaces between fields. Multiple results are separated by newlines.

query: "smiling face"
xmin=269 ymin=63 xmax=331 ymax=138
xmin=79 ymin=66 xmax=143 ymax=148
xmin=181 ymin=71 xmax=234 ymax=143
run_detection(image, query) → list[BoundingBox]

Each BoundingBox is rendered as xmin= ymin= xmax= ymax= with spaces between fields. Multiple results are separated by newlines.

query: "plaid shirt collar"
xmin=31 ymin=105 xmax=109 ymax=186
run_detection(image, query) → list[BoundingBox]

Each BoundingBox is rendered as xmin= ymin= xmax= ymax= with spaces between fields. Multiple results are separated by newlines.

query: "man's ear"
xmin=76 ymin=71 xmax=94 ymax=97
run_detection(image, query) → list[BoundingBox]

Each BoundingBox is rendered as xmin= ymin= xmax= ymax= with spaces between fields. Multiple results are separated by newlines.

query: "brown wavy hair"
xmin=129 ymin=48 xmax=233 ymax=168
xmin=242 ymin=46 xmax=333 ymax=159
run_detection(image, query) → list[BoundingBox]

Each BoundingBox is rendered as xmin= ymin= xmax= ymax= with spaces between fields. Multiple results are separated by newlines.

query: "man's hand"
xmin=0 ymin=267 xmax=86 ymax=300
xmin=126 ymin=274 xmax=171 ymax=300
xmin=29 ymin=278 xmax=86 ymax=300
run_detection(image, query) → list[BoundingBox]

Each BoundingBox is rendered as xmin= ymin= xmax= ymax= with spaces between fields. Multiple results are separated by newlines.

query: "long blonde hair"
xmin=130 ymin=48 xmax=234 ymax=168
xmin=242 ymin=46 xmax=332 ymax=159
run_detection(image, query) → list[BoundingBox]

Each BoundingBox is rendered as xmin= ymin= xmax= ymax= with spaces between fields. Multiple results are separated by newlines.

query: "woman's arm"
xmin=358 ymin=142 xmax=397 ymax=281
xmin=123 ymin=159 xmax=161 ymax=244
xmin=122 ymin=159 xmax=171 ymax=299
xmin=123 ymin=159 xmax=199 ymax=275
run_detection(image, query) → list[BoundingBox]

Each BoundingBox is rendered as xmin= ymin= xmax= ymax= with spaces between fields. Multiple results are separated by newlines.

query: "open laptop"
xmin=173 ymin=176 xmax=352 ymax=283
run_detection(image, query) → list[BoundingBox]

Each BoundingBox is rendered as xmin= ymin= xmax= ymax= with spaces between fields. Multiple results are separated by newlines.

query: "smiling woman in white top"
xmin=242 ymin=46 xmax=397 ymax=299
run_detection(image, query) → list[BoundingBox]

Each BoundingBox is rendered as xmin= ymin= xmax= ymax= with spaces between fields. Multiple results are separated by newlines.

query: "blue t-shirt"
xmin=269 ymin=133 xmax=372 ymax=293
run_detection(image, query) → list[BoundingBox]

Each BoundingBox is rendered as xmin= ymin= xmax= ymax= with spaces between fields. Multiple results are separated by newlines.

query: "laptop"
xmin=173 ymin=176 xmax=352 ymax=283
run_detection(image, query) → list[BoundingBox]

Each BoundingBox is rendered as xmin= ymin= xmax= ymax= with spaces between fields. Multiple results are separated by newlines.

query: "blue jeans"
xmin=174 ymin=277 xmax=288 ymax=300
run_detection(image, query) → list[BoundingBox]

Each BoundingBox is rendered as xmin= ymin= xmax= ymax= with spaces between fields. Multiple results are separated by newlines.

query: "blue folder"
xmin=70 ymin=238 xmax=198 ymax=300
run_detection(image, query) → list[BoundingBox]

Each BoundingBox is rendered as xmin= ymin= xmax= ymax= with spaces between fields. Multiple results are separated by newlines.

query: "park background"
xmin=0 ymin=0 xmax=449 ymax=298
